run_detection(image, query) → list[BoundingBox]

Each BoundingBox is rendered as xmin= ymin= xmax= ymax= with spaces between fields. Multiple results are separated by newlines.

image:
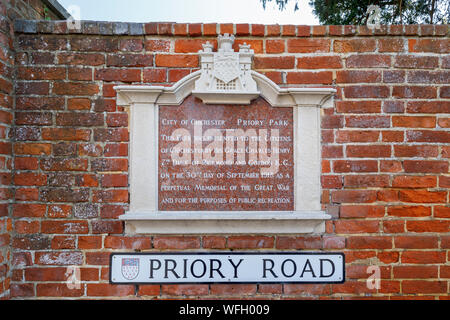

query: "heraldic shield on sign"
xmin=121 ymin=258 xmax=140 ymax=280
xmin=213 ymin=53 xmax=240 ymax=84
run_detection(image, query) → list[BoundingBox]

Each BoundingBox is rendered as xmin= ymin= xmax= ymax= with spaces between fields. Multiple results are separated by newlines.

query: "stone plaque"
xmin=159 ymin=95 xmax=294 ymax=211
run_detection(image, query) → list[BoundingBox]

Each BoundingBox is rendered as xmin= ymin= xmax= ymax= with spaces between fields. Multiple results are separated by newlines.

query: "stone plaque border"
xmin=116 ymin=70 xmax=335 ymax=234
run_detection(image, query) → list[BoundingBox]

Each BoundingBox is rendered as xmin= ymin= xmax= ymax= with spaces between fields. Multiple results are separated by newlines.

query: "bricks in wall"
xmin=7 ymin=19 xmax=450 ymax=299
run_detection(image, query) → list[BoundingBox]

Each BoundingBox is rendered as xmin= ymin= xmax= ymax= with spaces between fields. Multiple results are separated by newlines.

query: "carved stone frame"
xmin=115 ymin=70 xmax=335 ymax=234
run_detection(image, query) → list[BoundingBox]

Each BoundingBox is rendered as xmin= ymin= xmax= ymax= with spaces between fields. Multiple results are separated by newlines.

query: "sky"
xmin=57 ymin=0 xmax=320 ymax=25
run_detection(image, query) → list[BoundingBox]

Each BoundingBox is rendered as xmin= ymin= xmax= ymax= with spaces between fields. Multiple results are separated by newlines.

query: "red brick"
xmin=119 ymin=39 xmax=143 ymax=52
xmin=48 ymin=205 xmax=72 ymax=218
xmin=403 ymin=160 xmax=448 ymax=173
xmin=343 ymin=175 xmax=389 ymax=188
xmin=394 ymin=145 xmax=439 ymax=158
xmin=403 ymin=280 xmax=447 ymax=294
xmin=393 ymin=266 xmax=438 ymax=279
xmin=17 ymin=67 xmax=65 ymax=80
xmin=287 ymin=39 xmax=330 ymax=53
xmin=87 ymin=283 xmax=134 ymax=297
xmin=340 ymin=205 xmax=384 ymax=218
xmin=158 ymin=23 xmax=173 ymax=35
xmin=334 ymin=39 xmax=376 ymax=52
xmin=57 ymin=52 xmax=105 ymax=66
xmin=408 ymin=38 xmax=450 ymax=53
xmin=387 ymin=206 xmax=431 ymax=217
xmin=91 ymin=158 xmax=128 ymax=172
xmin=336 ymin=71 xmax=381 ymax=83
xmin=346 ymin=145 xmax=391 ymax=158
xmin=438 ymin=118 xmax=450 ymax=128
xmin=297 ymin=56 xmax=342 ymax=69
xmin=144 ymin=23 xmax=157 ymax=35
xmin=203 ymin=23 xmax=217 ymax=36
xmin=104 ymin=236 xmax=151 ymax=249
xmin=335 ymin=130 xmax=379 ymax=143
xmin=333 ymin=160 xmax=378 ymax=173
xmin=56 ymin=113 xmax=103 ymax=127
xmin=265 ymin=39 xmax=285 ymax=54
xmin=168 ymin=69 xmax=190 ymax=82
xmin=393 ymin=86 xmax=437 ymax=99
xmin=254 ymin=56 xmax=295 ymax=69
xmin=153 ymin=236 xmax=200 ymax=249
xmin=78 ymin=236 xmax=102 ymax=249
xmin=219 ymin=23 xmax=233 ymax=35
xmin=383 ymin=220 xmax=405 ymax=233
xmin=285 ymin=284 xmax=330 ymax=295
xmin=399 ymin=190 xmax=447 ymax=203
xmin=13 ymin=204 xmax=46 ymax=218
xmin=107 ymin=54 xmax=153 ymax=67
xmin=92 ymin=189 xmax=128 ymax=203
xmin=53 ymin=82 xmax=99 ymax=96
xmin=51 ymin=236 xmax=76 ymax=249
xmin=346 ymin=54 xmax=391 ymax=68
xmin=40 ymin=158 xmax=88 ymax=171
xmin=378 ymin=38 xmax=404 ymax=52
xmin=276 ymin=236 xmax=322 ymax=249
xmin=406 ymin=220 xmax=450 ymax=233
xmin=16 ymin=81 xmax=49 ymax=95
xmin=344 ymin=86 xmax=390 ymax=98
xmin=331 ymin=190 xmax=377 ymax=203
xmin=296 ymin=25 xmax=310 ymax=37
xmin=406 ymin=101 xmax=450 ymax=114
xmin=188 ymin=23 xmax=202 ymax=36
xmin=347 ymin=236 xmax=392 ymax=249
xmin=394 ymin=55 xmax=439 ymax=69
xmin=104 ymin=143 xmax=128 ymax=157
xmin=101 ymin=174 xmax=128 ymax=187
xmin=155 ymin=54 xmax=198 ymax=68
xmin=267 ymin=24 xmax=281 ymax=36
xmin=321 ymin=175 xmax=342 ymax=188
xmin=394 ymin=236 xmax=438 ymax=249
xmin=334 ymin=220 xmax=379 ymax=234
xmin=236 ymin=24 xmax=250 ymax=36
xmin=94 ymin=128 xmax=129 ymax=142
xmin=312 ymin=25 xmax=327 ymax=36
xmin=392 ymin=175 xmax=437 ymax=188
xmin=406 ymin=130 xmax=450 ymax=143
xmin=14 ymin=157 xmax=38 ymax=170
xmin=95 ymin=69 xmax=141 ymax=82
xmin=345 ymin=115 xmax=390 ymax=128
xmin=233 ymin=39 xmax=263 ymax=54
xmin=14 ymin=172 xmax=47 ymax=186
xmin=138 ymin=285 xmax=160 ymax=296
xmin=36 ymin=283 xmax=83 ymax=297
xmin=175 ymin=39 xmax=216 ymax=53
xmin=202 ymin=236 xmax=226 ymax=249
xmin=228 ymin=236 xmax=274 ymax=249
xmin=91 ymin=220 xmax=123 ymax=234
xmin=143 ymin=69 xmax=167 ymax=83
xmin=41 ymin=220 xmax=89 ymax=234
xmin=15 ymin=220 xmax=39 ymax=234
xmin=173 ymin=24 xmax=187 ymax=36
xmin=210 ymin=284 xmax=256 ymax=296
xmin=286 ymin=71 xmax=333 ymax=84
xmin=35 ymin=251 xmax=83 ymax=265
xmin=162 ymin=284 xmax=208 ymax=296
xmin=382 ymin=131 xmax=404 ymax=142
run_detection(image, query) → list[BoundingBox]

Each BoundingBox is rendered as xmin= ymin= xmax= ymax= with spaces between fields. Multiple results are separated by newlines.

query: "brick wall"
xmin=0 ymin=0 xmax=65 ymax=300
xmin=8 ymin=21 xmax=450 ymax=299
xmin=0 ymin=0 xmax=14 ymax=300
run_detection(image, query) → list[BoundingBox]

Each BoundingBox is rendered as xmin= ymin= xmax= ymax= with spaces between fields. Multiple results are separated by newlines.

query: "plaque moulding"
xmin=115 ymin=34 xmax=336 ymax=234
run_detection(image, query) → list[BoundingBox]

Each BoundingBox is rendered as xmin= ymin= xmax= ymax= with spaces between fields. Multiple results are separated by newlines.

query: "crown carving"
xmin=192 ymin=35 xmax=259 ymax=104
